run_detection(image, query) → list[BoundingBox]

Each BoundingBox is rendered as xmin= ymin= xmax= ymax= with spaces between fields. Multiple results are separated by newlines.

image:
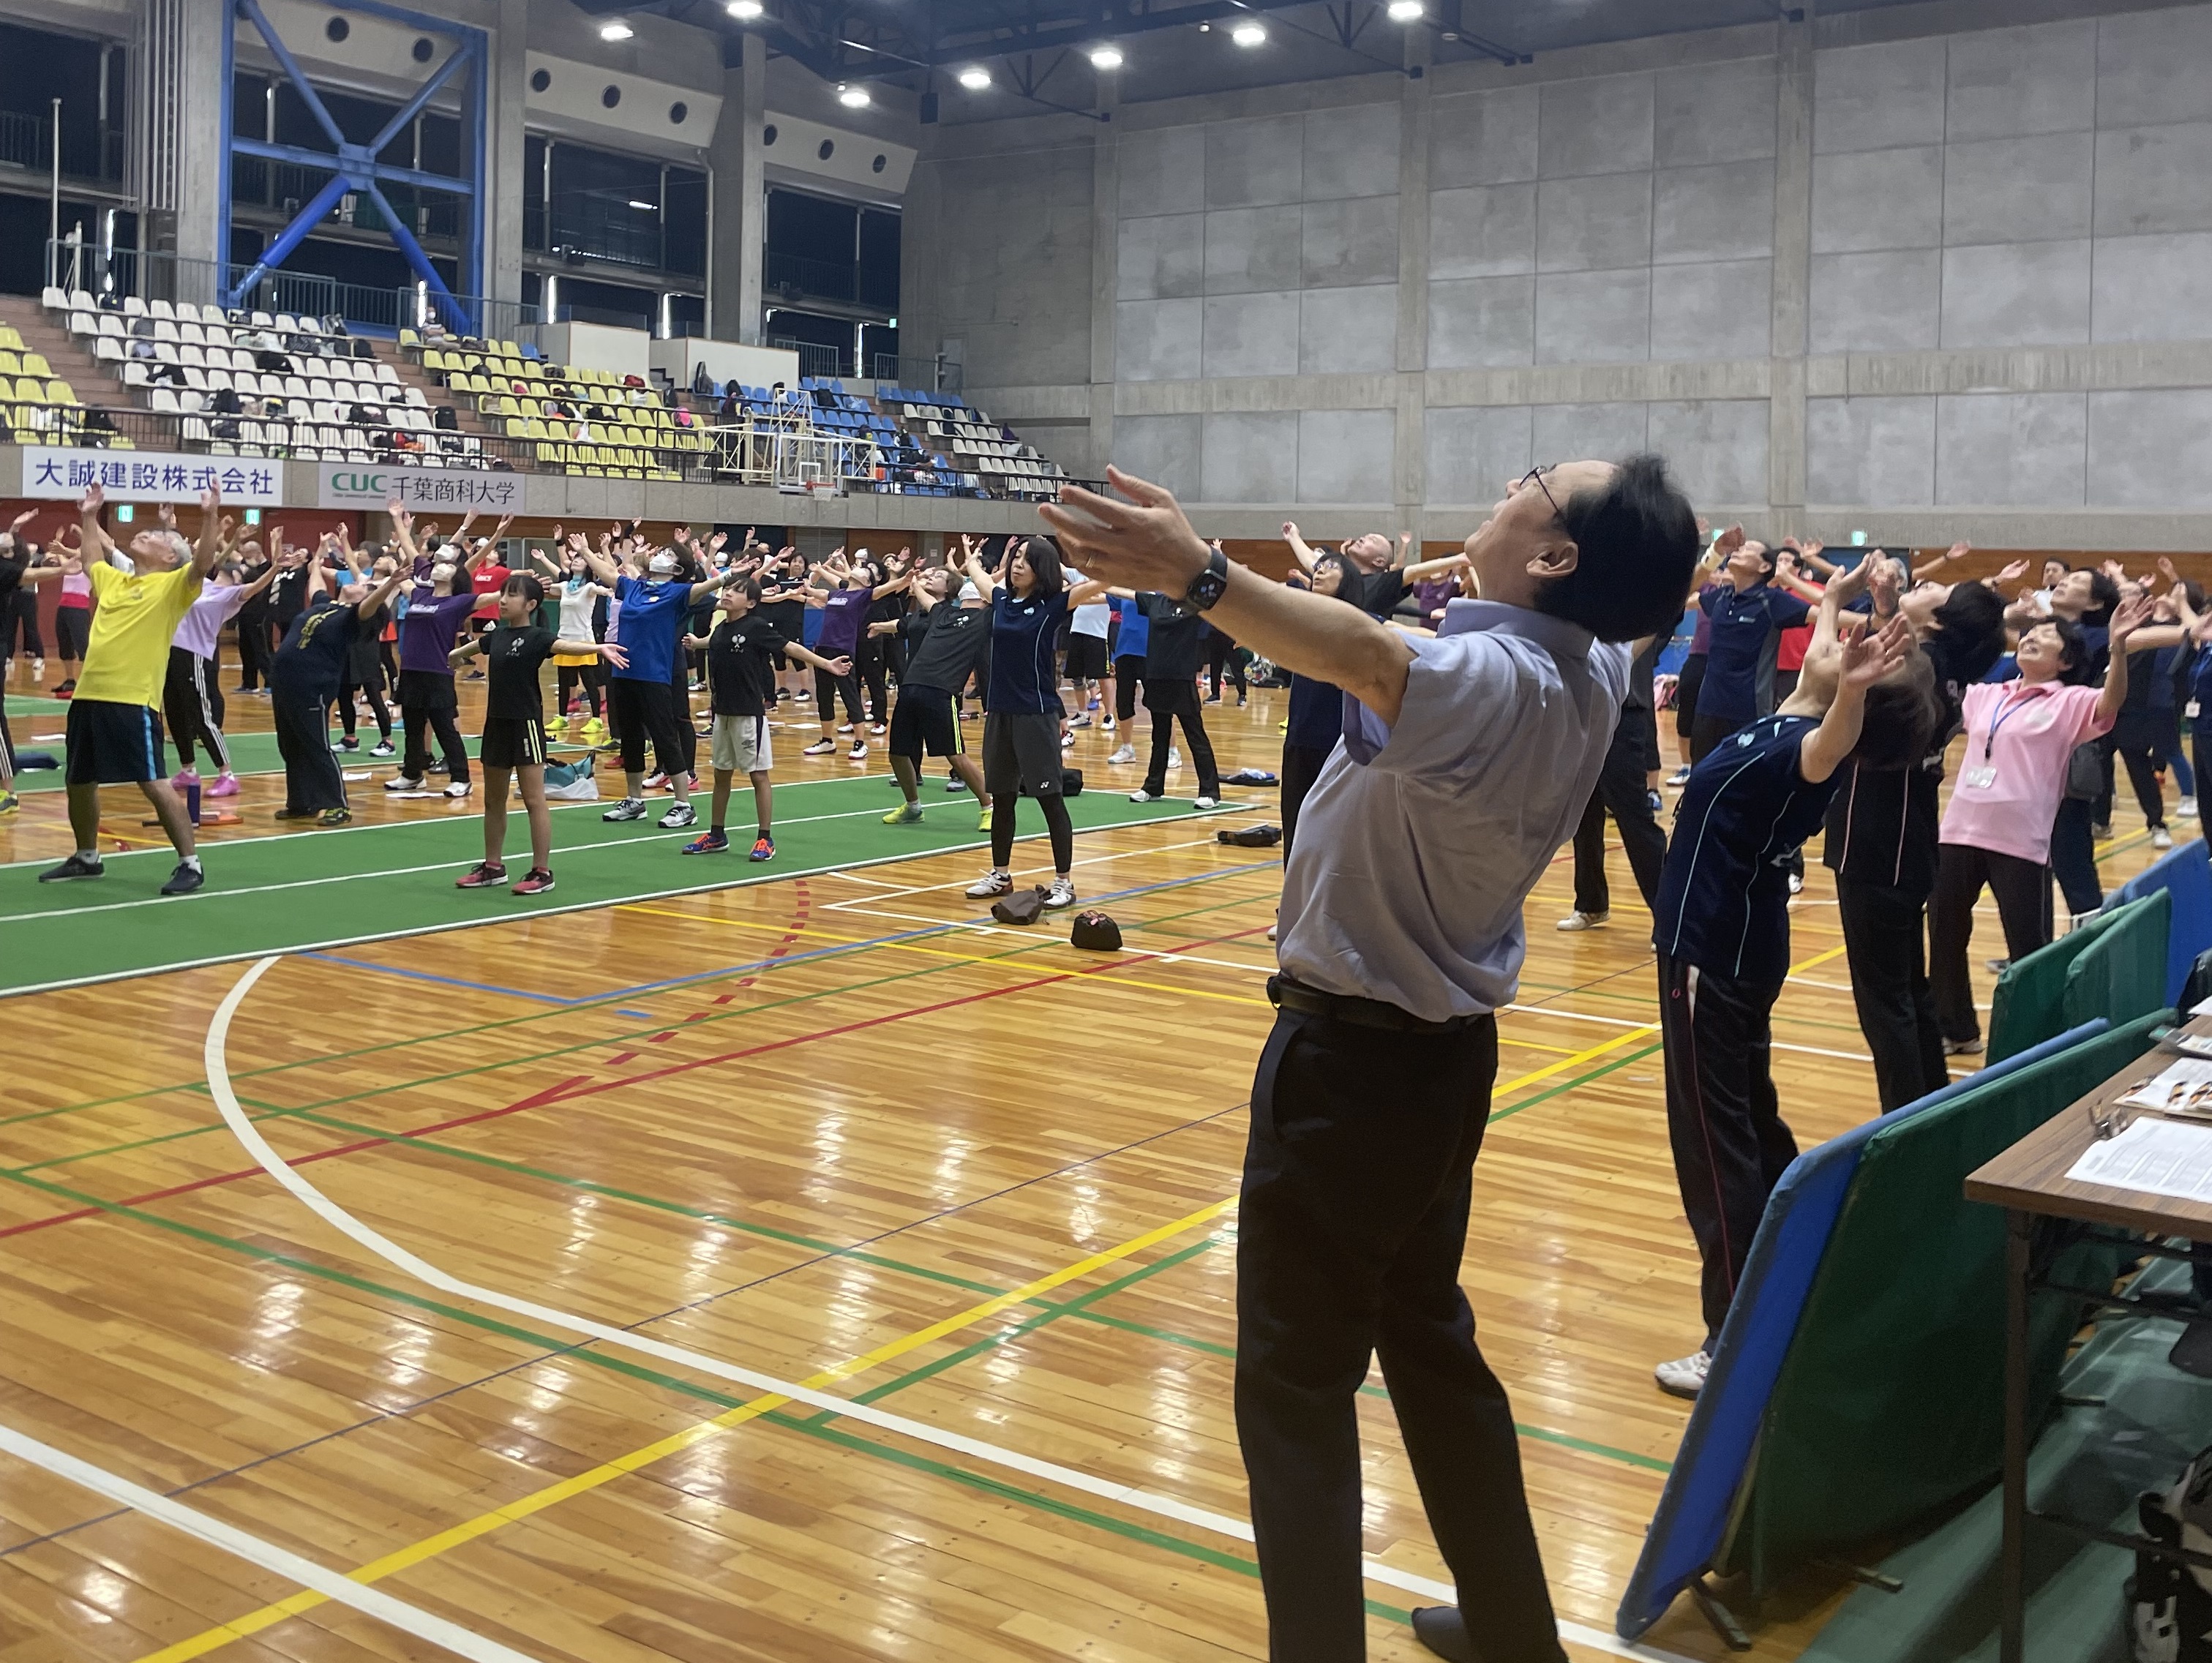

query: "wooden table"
xmin=1966 ymin=1020 xmax=2212 ymax=1663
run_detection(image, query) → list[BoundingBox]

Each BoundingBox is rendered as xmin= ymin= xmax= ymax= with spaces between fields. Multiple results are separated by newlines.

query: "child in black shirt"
xmin=269 ymin=553 xmax=408 ymax=827
xmin=449 ymin=574 xmax=626 ymax=895
xmin=681 ymin=577 xmax=849 ymax=860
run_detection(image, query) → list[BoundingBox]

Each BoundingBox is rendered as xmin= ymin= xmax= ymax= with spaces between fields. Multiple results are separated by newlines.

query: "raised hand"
xmin=600 ymin=641 xmax=629 ymax=670
xmin=1713 ymin=524 xmax=1747 ymax=560
xmin=157 ymin=502 xmax=178 ymax=530
xmin=1840 ymin=615 xmax=1913 ymax=692
xmin=1995 ymin=558 xmax=2031 ymax=586
xmin=1039 ymin=469 xmax=1210 ymax=594
xmin=1867 ymin=555 xmax=1900 ymax=618
xmin=2111 ymin=591 xmax=2157 ymax=650
xmin=388 ymin=501 xmax=411 ymax=533
xmin=823 ymin=655 xmax=853 ymax=677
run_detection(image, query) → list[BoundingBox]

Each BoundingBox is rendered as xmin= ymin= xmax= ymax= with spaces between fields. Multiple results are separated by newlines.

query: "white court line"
xmin=0 ymin=1419 xmax=544 ymax=1663
xmin=1774 ymin=1042 xmax=1874 ymax=1062
xmin=820 ymin=829 xmax=1245 ymax=909
xmin=203 ymin=955 xmax=1694 ymax=1663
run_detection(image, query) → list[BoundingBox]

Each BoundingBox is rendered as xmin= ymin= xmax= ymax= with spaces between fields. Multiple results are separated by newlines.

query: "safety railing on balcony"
xmin=0 ymin=108 xmax=125 ymax=183
xmin=767 ymin=337 xmax=844 ymax=381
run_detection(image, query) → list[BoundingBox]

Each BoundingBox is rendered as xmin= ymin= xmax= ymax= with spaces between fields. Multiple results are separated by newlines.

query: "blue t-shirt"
xmin=612 ymin=575 xmax=692 ymax=683
xmin=1111 ymin=594 xmax=1149 ymax=659
xmin=1652 ymin=714 xmax=1836 ymax=986
xmin=1286 ymin=673 xmax=1343 ymax=751
xmin=986 ymin=588 xmax=1069 ymax=715
xmin=1698 ymin=582 xmax=1811 ymax=727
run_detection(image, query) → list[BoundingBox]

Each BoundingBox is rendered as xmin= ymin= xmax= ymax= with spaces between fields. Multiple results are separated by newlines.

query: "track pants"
xmin=1930 ymin=841 xmax=2055 ymax=1046
xmin=1657 ymin=954 xmax=1795 ymax=1349
xmin=1835 ymin=874 xmax=1946 ymax=1113
xmin=1570 ymin=719 xmax=1665 ymax=916
xmin=162 ymin=646 xmax=231 ymax=774
xmin=274 ymin=693 xmax=346 ymax=813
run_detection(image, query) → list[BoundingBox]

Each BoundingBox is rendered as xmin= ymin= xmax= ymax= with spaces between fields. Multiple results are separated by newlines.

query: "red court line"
xmin=0 ymin=920 xmax=1270 ymax=1242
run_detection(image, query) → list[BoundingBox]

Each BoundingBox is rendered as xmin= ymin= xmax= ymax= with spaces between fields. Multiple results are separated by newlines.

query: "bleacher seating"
xmin=0 ymin=318 xmax=81 ymax=445
xmin=408 ymin=327 xmax=689 ymax=481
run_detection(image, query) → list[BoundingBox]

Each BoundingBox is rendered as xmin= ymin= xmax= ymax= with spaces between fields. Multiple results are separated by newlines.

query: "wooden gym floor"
xmin=0 ymin=653 xmax=2172 ymax=1663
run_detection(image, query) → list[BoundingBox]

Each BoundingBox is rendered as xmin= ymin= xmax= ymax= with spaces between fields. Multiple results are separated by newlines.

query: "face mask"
xmin=430 ymin=563 xmax=457 ymax=587
xmin=648 ymin=554 xmax=678 ymax=578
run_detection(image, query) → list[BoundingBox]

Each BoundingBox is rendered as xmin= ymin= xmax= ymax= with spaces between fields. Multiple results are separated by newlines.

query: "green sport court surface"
xmin=0 ymin=773 xmax=1228 ymax=997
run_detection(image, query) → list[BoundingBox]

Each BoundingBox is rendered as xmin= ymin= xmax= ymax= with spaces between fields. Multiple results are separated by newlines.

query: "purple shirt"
xmin=816 ymin=585 xmax=873 ymax=658
xmin=1689 ymin=583 xmax=1717 ymax=654
xmin=172 ymin=579 xmax=256 ymax=660
xmin=398 ymin=588 xmax=477 ymax=676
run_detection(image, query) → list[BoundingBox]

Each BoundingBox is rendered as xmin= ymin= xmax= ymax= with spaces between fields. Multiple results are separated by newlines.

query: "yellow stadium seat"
xmin=14 ymin=378 xmax=47 ymax=404
xmin=21 ymin=353 xmax=50 ymax=377
xmin=505 ymin=416 xmax=528 ymax=438
xmin=399 ymin=327 xmax=420 ymax=347
xmin=0 ymin=351 xmax=15 ymax=375
xmin=47 ymin=380 xmax=77 ymax=405
xmin=423 ymin=348 xmax=449 ymax=372
xmin=0 ymin=328 xmax=20 ymax=352
xmin=522 ymin=417 xmax=548 ymax=440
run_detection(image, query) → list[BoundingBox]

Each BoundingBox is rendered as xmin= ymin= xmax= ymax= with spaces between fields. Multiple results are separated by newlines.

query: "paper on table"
xmin=2069 ymin=1116 xmax=2212 ymax=1205
xmin=2117 ymin=1057 xmax=2212 ymax=1113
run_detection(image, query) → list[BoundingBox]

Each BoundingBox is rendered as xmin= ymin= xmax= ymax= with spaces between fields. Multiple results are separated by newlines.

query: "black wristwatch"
xmin=1185 ymin=548 xmax=1230 ymax=612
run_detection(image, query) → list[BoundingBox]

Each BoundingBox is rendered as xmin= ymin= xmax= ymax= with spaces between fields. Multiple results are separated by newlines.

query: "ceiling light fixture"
xmin=957 ymin=66 xmax=991 ymax=88
xmin=1231 ymin=19 xmax=1266 ymax=45
xmin=627 ymin=199 xmax=657 ymax=210
xmin=727 ymin=0 xmax=763 ymax=17
xmin=1386 ymin=0 xmax=1422 ymax=18
xmin=598 ymin=19 xmax=634 ymax=39
xmin=1088 ymin=42 xmax=1123 ymax=67
xmin=838 ymin=83 xmax=871 ymax=107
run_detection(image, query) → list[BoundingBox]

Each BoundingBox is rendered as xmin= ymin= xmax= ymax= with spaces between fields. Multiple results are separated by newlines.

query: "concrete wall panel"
xmin=1535 ymin=269 xmax=1651 ymax=364
xmin=1536 ymin=172 xmax=1655 ymax=273
xmin=1531 ymin=401 xmax=1650 ymax=463
xmin=1111 ymin=413 xmax=1203 ymax=502
xmin=1302 ymin=102 xmax=1402 ymax=201
xmin=2093 ymin=124 xmax=2212 ymax=239
xmin=1935 ymin=392 xmax=2088 ymax=506
xmin=1300 ymin=285 xmax=1400 ymax=375
xmin=1302 ymin=194 xmax=1401 ymax=288
xmin=1810 ymin=146 xmax=1943 ymax=253
xmin=1941 ymin=132 xmax=2093 ymax=247
xmin=1201 ymin=290 xmax=1302 ymax=379
xmin=1538 ymin=73 xmax=1655 ymax=178
xmin=2096 ymin=7 xmax=2212 ymax=130
xmin=1939 ymin=239 xmax=2092 ymax=348
xmin=1429 ymin=85 xmax=1540 ymax=189
xmin=1206 ymin=114 xmax=1305 ymax=209
xmin=1654 ymin=159 xmax=1777 ymax=265
xmin=1943 ymin=19 xmax=2096 ymax=142
xmin=1654 ymin=58 xmax=1777 ymax=168
xmin=1809 ymin=249 xmax=1943 ymax=353
xmin=1806 ymin=396 xmax=1936 ymax=505
xmin=1120 ymin=125 xmax=1207 ymax=217
xmin=1297 ymin=409 xmax=1397 ymax=503
xmin=1203 ymin=204 xmax=1305 ymax=296
xmin=1425 ymin=405 xmax=1533 ymax=503
xmin=2088 ymin=388 xmax=2212 ymax=509
xmin=1115 ymin=297 xmax=1204 ymax=382
xmin=1117 ymin=213 xmax=1204 ymax=301
xmin=1651 ymin=260 xmax=1772 ymax=361
xmin=1428 ymin=184 xmax=1536 ymax=279
xmin=1814 ymin=38 xmax=1948 ymax=154
xmin=1200 ymin=410 xmax=1300 ymax=502
xmin=1648 ymin=399 xmax=1772 ymax=506
xmin=1428 ymin=275 xmax=1537 ymax=368
xmin=2091 ymin=230 xmax=2212 ymax=343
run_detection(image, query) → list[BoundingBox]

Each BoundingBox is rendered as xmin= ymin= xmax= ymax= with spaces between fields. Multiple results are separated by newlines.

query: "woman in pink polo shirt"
xmin=1930 ymin=596 xmax=2154 ymax=1054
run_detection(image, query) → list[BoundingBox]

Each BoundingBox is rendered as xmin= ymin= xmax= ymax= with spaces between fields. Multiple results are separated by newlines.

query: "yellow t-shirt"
xmin=72 ymin=560 xmax=200 ymax=710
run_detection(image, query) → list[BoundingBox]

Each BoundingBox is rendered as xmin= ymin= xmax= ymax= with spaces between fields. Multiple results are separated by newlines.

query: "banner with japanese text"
xmin=20 ymin=449 xmax=283 ymax=506
xmin=316 ymin=465 xmax=523 ymax=513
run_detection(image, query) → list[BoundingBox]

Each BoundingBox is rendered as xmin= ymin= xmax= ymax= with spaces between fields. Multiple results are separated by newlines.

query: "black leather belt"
xmin=1267 ymin=974 xmax=1489 ymax=1035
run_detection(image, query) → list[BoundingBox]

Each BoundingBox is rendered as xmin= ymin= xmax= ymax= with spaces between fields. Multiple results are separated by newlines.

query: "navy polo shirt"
xmin=1697 ymin=582 xmax=1810 ymax=727
xmin=1653 ymin=714 xmax=1837 ymax=986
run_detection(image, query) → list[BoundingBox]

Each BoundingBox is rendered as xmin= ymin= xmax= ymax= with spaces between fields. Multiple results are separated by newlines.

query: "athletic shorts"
xmin=710 ymin=713 xmax=771 ymax=774
xmin=888 ymin=686 xmax=961 ymax=760
xmin=982 ymin=710 xmax=1064 ymax=798
xmin=1064 ymin=634 xmax=1108 ymax=680
xmin=1112 ymin=650 xmax=1146 ymax=680
xmin=479 ymin=716 xmax=548 ymax=770
xmin=65 ymin=697 xmax=166 ymax=785
xmin=53 ymin=604 xmax=90 ymax=661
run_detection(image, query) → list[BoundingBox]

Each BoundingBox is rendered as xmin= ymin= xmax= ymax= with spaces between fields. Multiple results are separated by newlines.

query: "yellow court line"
xmin=136 ymin=1196 xmax=1234 ymax=1662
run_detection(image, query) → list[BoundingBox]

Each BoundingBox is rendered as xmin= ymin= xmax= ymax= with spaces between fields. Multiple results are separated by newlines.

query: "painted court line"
xmin=203 ymin=955 xmax=1692 ymax=1663
xmin=0 ymin=1420 xmax=544 ymax=1663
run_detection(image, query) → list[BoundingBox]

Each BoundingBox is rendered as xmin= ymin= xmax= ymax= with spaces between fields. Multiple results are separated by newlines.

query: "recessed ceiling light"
xmin=838 ymin=83 xmax=871 ymax=107
xmin=1387 ymin=0 xmax=1422 ymax=18
xmin=1231 ymin=19 xmax=1266 ymax=45
xmin=599 ymin=19 xmax=634 ymax=40
xmin=1088 ymin=42 xmax=1122 ymax=67
xmin=957 ymin=66 xmax=991 ymax=89
xmin=727 ymin=0 xmax=763 ymax=17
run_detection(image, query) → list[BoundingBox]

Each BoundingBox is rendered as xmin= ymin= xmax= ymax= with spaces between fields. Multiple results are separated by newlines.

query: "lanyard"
xmin=1983 ymin=688 xmax=2042 ymax=762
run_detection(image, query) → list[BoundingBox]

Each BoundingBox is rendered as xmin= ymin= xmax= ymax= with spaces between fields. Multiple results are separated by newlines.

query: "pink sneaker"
xmin=170 ymin=767 xmax=200 ymax=791
xmin=206 ymin=772 xmax=241 ymax=798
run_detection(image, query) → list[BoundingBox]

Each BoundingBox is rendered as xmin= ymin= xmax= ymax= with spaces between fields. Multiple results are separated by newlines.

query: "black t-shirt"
xmin=1346 ymin=567 xmax=1409 ymax=620
xmin=269 ymin=599 xmax=361 ymax=699
xmin=902 ymin=603 xmax=990 ymax=692
xmin=1822 ymin=628 xmax=1971 ymax=901
xmin=482 ymin=624 xmax=558 ymax=723
xmin=1136 ymin=592 xmax=1205 ymax=682
xmin=0 ymin=547 xmax=26 ymax=606
xmin=268 ymin=566 xmax=310 ymax=623
xmin=704 ymin=614 xmax=787 ymax=718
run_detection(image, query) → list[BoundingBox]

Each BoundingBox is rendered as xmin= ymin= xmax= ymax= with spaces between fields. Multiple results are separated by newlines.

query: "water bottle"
xmin=184 ymin=774 xmax=202 ymax=825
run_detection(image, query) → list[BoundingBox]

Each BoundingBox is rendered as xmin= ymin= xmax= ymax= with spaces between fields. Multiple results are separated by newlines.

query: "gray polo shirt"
xmin=1276 ymin=599 xmax=1631 ymax=1024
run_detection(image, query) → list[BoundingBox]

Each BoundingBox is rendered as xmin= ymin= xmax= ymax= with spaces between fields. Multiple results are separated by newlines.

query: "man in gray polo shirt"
xmin=1044 ymin=455 xmax=1699 ymax=1663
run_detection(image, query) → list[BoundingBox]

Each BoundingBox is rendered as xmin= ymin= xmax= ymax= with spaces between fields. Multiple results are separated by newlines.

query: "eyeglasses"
xmin=1518 ymin=464 xmax=1562 ymax=520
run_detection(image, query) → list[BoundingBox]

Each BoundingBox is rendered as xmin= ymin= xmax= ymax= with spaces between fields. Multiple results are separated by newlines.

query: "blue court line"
xmin=298 ymin=953 xmax=581 ymax=1005
xmin=614 ymin=1009 xmax=657 ymax=1020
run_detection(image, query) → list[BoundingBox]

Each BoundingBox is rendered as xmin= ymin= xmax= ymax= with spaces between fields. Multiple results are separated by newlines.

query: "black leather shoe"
xmin=1411 ymin=1607 xmax=1474 ymax=1663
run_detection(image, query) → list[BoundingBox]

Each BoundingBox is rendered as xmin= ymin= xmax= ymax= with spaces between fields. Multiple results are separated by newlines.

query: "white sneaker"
xmin=1787 ymin=872 xmax=1804 ymax=894
xmin=32 ymin=657 xmax=44 ymax=680
xmin=2181 ymin=795 xmax=2200 ymax=819
xmin=1043 ymin=876 xmax=1076 ymax=909
xmin=659 ymin=801 xmax=697 ymax=829
xmin=602 ymin=797 xmax=648 ymax=822
xmin=836 ymin=723 xmax=855 ymax=735
xmin=847 ymin=740 xmax=868 ymax=760
xmin=1193 ymin=794 xmax=1218 ymax=809
xmin=442 ymin=781 xmax=473 ymax=799
xmin=1654 ymin=1351 xmax=1711 ymax=1400
xmin=1060 ymin=732 xmax=1075 ymax=750
xmin=1169 ymin=747 xmax=1182 ymax=768
xmin=642 ymin=770 xmax=669 ymax=790
xmin=869 ymin=723 xmax=886 ymax=736
xmin=1108 ymin=744 xmax=1136 ymax=765
xmin=803 ymin=738 xmax=835 ymax=755
xmin=2154 ymin=825 xmax=2175 ymax=849
xmin=383 ymin=774 xmax=424 ymax=792
xmin=1129 ymin=789 xmax=1163 ymax=803
xmin=965 ymin=868 xmax=1013 ymax=898
xmin=1557 ymin=910 xmax=1609 ymax=932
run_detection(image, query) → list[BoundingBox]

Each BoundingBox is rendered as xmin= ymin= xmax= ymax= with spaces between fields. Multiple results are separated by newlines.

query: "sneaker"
xmin=2182 ymin=795 xmax=2201 ymax=819
xmin=172 ymin=767 xmax=201 ymax=791
xmin=1654 ymin=1351 xmax=1711 ymax=1400
xmin=384 ymin=775 xmax=424 ymax=792
xmin=318 ymin=808 xmax=351 ymax=827
xmin=603 ymin=797 xmax=648 ymax=822
xmin=2154 ymin=825 xmax=2175 ymax=849
xmin=803 ymin=738 xmax=836 ymax=756
xmin=1237 ymin=693 xmax=1247 ymax=707
xmin=1556 ymin=910 xmax=1609 ymax=932
xmin=1267 ymin=921 xmax=1276 ymax=942
xmin=582 ymin=717 xmax=607 ymax=736
xmin=1203 ymin=693 xmax=1222 ymax=705
xmin=1060 ymin=732 xmax=1075 ymax=750
xmin=511 ymin=868 xmax=556 ymax=896
xmin=1128 ymin=789 xmax=1163 ymax=803
xmin=334 ymin=736 xmax=359 ymax=753
xmin=545 ymin=716 xmax=569 ymax=735
xmin=426 ymin=759 xmax=449 ymax=776
xmin=945 ymin=775 xmax=967 ymax=792
xmin=1987 ymin=957 xmax=2010 ymax=975
xmin=1108 ymin=744 xmax=1137 ymax=765
xmin=1044 ymin=876 xmax=1077 ymax=909
xmin=1069 ymin=713 xmax=1092 ymax=729
xmin=455 ymin=862 xmax=509 ymax=889
xmin=37 ymin=852 xmax=105 ymax=883
xmin=31 ymin=656 xmax=42 ymax=679
xmin=978 ymin=803 xmax=992 ymax=831
xmin=848 ymin=741 xmax=867 ymax=760
xmin=965 ymin=868 xmax=1013 ymax=898
xmin=160 ymin=861 xmax=204 ymax=896
xmin=1194 ymin=794 xmax=1218 ymax=809
xmin=659 ymin=801 xmax=697 ymax=829
xmin=1943 ymin=1036 xmax=1985 ymax=1056
xmin=1087 ymin=698 xmax=1101 ymax=712
xmin=683 ymin=830 xmax=730 ymax=855
xmin=0 ymin=792 xmax=15 ymax=817
xmin=1103 ymin=716 xmax=1117 ymax=732
xmin=209 ymin=772 xmax=241 ymax=797
xmin=1787 ymin=872 xmax=1804 ymax=894
xmin=1647 ymin=788 xmax=1665 ymax=814
xmin=1667 ymin=765 xmax=1692 ymax=786
xmin=272 ymin=807 xmax=319 ymax=820
xmin=443 ymin=781 xmax=473 ymax=799
xmin=869 ymin=723 xmax=886 ymax=736
xmin=836 ymin=723 xmax=855 ymax=735
xmin=884 ymin=802 xmax=923 ymax=825
xmin=370 ymin=740 xmax=395 ymax=758
xmin=2092 ymin=822 xmax=2113 ymax=841
xmin=749 ymin=833 xmax=776 ymax=861
xmin=1169 ymin=747 xmax=1182 ymax=769
xmin=642 ymin=770 xmax=669 ymax=790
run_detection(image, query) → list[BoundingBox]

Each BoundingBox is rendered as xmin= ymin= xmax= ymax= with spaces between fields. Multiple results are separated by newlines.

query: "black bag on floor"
xmin=1061 ymin=767 xmax=1084 ymax=797
xmin=2129 ymin=1443 xmax=2212 ymax=1661
xmin=991 ymin=887 xmax=1048 ymax=926
xmin=1217 ymin=824 xmax=1282 ymax=848
xmin=1070 ymin=910 xmax=1121 ymax=951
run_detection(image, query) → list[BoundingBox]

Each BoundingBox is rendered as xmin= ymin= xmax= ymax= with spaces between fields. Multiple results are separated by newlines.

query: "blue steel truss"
xmin=218 ymin=0 xmax=488 ymax=328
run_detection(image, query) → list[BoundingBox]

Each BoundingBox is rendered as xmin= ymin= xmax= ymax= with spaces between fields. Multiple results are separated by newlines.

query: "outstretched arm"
xmin=1798 ymin=615 xmax=1913 ymax=784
